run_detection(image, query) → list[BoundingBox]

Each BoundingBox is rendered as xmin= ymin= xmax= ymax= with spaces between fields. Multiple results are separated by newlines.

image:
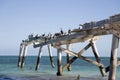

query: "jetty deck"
xmin=18 ymin=13 xmax=120 ymax=80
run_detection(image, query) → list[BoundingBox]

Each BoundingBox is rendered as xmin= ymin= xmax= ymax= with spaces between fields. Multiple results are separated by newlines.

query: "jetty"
xmin=18 ymin=13 xmax=120 ymax=80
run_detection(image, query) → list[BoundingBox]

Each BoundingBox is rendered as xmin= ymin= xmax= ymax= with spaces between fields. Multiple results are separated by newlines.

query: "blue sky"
xmin=0 ymin=0 xmax=120 ymax=56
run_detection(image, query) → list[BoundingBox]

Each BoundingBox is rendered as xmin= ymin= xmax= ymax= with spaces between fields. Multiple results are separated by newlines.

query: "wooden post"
xmin=90 ymin=41 xmax=106 ymax=77
xmin=56 ymin=47 xmax=62 ymax=76
xmin=35 ymin=46 xmax=42 ymax=71
xmin=66 ymin=44 xmax=71 ymax=71
xmin=108 ymin=35 xmax=119 ymax=80
xmin=18 ymin=44 xmax=24 ymax=67
xmin=48 ymin=44 xmax=55 ymax=68
xmin=21 ymin=45 xmax=28 ymax=68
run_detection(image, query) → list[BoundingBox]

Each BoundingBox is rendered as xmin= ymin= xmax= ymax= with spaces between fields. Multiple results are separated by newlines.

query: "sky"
xmin=0 ymin=0 xmax=120 ymax=56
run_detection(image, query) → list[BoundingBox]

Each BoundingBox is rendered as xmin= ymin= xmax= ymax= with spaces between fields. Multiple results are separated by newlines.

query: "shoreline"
xmin=0 ymin=74 xmax=108 ymax=80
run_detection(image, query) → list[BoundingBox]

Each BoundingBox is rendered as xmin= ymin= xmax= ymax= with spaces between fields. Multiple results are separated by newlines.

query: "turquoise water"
xmin=0 ymin=56 xmax=120 ymax=79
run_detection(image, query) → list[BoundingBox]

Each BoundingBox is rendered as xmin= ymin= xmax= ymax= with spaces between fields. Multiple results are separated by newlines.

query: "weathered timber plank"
xmin=48 ymin=44 xmax=55 ymax=68
xmin=62 ymin=43 xmax=91 ymax=71
xmin=90 ymin=41 xmax=106 ymax=76
xmin=66 ymin=44 xmax=71 ymax=71
xmin=34 ymin=32 xmax=86 ymax=47
xmin=56 ymin=46 xmax=104 ymax=67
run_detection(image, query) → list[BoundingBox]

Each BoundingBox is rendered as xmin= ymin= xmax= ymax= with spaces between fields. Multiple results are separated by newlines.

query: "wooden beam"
xmin=90 ymin=41 xmax=106 ymax=77
xmin=48 ymin=44 xmax=55 ymax=68
xmin=35 ymin=46 xmax=42 ymax=71
xmin=108 ymin=35 xmax=119 ymax=80
xmin=56 ymin=46 xmax=104 ymax=68
xmin=57 ymin=47 xmax=78 ymax=57
xmin=54 ymin=35 xmax=93 ymax=46
xmin=62 ymin=43 xmax=91 ymax=71
xmin=33 ymin=27 xmax=111 ymax=48
xmin=105 ymin=60 xmax=120 ymax=73
xmin=63 ymin=57 xmax=77 ymax=72
xmin=56 ymin=48 xmax=62 ymax=76
xmin=18 ymin=44 xmax=24 ymax=67
xmin=21 ymin=45 xmax=28 ymax=68
xmin=56 ymin=43 xmax=91 ymax=58
xmin=79 ymin=55 xmax=104 ymax=67
xmin=34 ymin=32 xmax=86 ymax=48
xmin=66 ymin=44 xmax=71 ymax=71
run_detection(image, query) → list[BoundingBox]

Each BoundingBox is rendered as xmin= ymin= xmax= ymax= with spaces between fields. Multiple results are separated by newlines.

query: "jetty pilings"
xmin=56 ymin=47 xmax=62 ymax=76
xmin=35 ymin=46 xmax=43 ymax=71
xmin=90 ymin=40 xmax=106 ymax=77
xmin=21 ymin=45 xmax=28 ymax=68
xmin=66 ymin=44 xmax=71 ymax=71
xmin=18 ymin=44 xmax=24 ymax=67
xmin=108 ymin=35 xmax=119 ymax=80
xmin=48 ymin=44 xmax=55 ymax=68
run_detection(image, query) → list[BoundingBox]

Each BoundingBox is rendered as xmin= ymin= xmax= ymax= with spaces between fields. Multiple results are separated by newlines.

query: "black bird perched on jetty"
xmin=68 ymin=29 xmax=71 ymax=35
xmin=42 ymin=33 xmax=45 ymax=37
xmin=60 ymin=28 xmax=64 ymax=35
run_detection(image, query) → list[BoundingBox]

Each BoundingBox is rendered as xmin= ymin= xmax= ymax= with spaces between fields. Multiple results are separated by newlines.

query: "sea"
xmin=0 ymin=56 xmax=120 ymax=80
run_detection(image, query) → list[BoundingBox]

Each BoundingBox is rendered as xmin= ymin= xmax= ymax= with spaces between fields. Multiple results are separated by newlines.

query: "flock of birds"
xmin=22 ymin=28 xmax=74 ymax=43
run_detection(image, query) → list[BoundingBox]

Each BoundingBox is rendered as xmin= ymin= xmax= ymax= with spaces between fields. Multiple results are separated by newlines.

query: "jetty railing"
xmin=18 ymin=13 xmax=120 ymax=80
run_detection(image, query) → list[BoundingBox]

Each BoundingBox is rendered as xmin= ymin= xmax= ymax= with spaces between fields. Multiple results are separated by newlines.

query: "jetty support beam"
xmin=56 ymin=47 xmax=62 ymax=76
xmin=105 ymin=60 xmax=120 ymax=73
xmin=35 ymin=46 xmax=43 ymax=71
xmin=18 ymin=44 xmax=24 ymax=67
xmin=108 ymin=35 xmax=119 ymax=80
xmin=66 ymin=44 xmax=71 ymax=71
xmin=90 ymin=41 xmax=106 ymax=77
xmin=62 ymin=43 xmax=91 ymax=71
xmin=21 ymin=45 xmax=28 ymax=68
xmin=48 ymin=44 xmax=55 ymax=68
xmin=56 ymin=45 xmax=104 ymax=70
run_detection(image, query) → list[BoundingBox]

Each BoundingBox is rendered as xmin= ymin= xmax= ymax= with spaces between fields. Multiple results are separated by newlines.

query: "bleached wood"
xmin=66 ymin=44 xmax=71 ymax=71
xmin=62 ymin=43 xmax=91 ymax=71
xmin=56 ymin=46 xmax=104 ymax=68
xmin=56 ymin=48 xmax=62 ymax=76
xmin=35 ymin=46 xmax=43 ymax=71
xmin=108 ymin=35 xmax=119 ymax=80
xmin=90 ymin=41 xmax=106 ymax=76
xmin=21 ymin=45 xmax=28 ymax=68
xmin=18 ymin=44 xmax=24 ymax=67
xmin=48 ymin=44 xmax=55 ymax=68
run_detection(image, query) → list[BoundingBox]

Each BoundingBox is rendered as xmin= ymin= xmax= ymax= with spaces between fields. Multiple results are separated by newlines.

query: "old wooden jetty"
xmin=18 ymin=13 xmax=120 ymax=80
